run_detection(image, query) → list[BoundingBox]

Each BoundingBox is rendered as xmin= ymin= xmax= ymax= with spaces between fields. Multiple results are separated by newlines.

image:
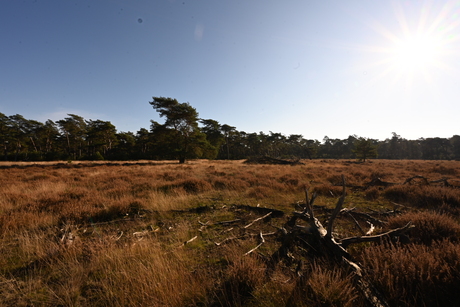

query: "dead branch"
xmin=244 ymin=232 xmax=265 ymax=256
xmin=348 ymin=212 xmax=366 ymax=236
xmin=365 ymin=177 xmax=398 ymax=187
xmin=110 ymin=231 xmax=124 ymax=241
xmin=214 ymin=219 xmax=241 ymax=225
xmin=244 ymin=212 xmax=272 ymax=228
xmin=326 ymin=175 xmax=346 ymax=239
xmin=214 ymin=237 xmax=237 ymax=246
xmin=184 ymin=235 xmax=198 ymax=245
xmin=234 ymin=204 xmax=284 ymax=218
xmin=340 ymin=222 xmax=414 ymax=249
xmin=215 ymin=232 xmax=276 ymax=246
xmin=302 ymin=189 xmax=317 ymax=219
xmin=403 ymin=175 xmax=430 ymax=185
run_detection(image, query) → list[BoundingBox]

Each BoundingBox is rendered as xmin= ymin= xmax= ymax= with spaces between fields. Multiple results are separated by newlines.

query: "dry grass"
xmin=1 ymin=159 xmax=460 ymax=306
xmin=286 ymin=263 xmax=360 ymax=307
xmin=386 ymin=211 xmax=460 ymax=245
xmin=360 ymin=241 xmax=460 ymax=307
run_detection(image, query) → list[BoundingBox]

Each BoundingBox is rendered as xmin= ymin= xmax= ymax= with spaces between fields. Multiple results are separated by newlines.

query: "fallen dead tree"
xmin=403 ymin=175 xmax=460 ymax=187
xmin=331 ymin=175 xmax=460 ymax=190
xmin=163 ymin=188 xmax=415 ymax=305
xmin=263 ymin=176 xmax=414 ymax=307
xmin=244 ymin=156 xmax=304 ymax=165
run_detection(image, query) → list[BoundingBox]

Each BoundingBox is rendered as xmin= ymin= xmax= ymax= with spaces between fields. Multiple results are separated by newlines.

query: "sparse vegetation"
xmin=1 ymin=159 xmax=460 ymax=306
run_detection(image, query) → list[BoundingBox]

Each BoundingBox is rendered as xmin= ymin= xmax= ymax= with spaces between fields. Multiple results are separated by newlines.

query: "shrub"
xmin=360 ymin=241 xmax=460 ymax=307
xmin=386 ymin=211 xmax=460 ymax=245
xmin=364 ymin=186 xmax=380 ymax=200
xmin=288 ymin=263 xmax=360 ymax=307
xmin=312 ymin=184 xmax=344 ymax=197
xmin=246 ymin=186 xmax=274 ymax=199
xmin=161 ymin=178 xmax=212 ymax=194
xmin=214 ymin=251 xmax=264 ymax=306
xmin=383 ymin=185 xmax=460 ymax=209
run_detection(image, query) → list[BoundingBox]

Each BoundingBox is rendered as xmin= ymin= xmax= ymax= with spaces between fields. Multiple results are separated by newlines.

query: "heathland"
xmin=1 ymin=159 xmax=460 ymax=306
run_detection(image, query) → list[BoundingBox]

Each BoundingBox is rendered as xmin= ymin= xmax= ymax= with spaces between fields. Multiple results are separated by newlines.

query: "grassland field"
xmin=1 ymin=159 xmax=460 ymax=307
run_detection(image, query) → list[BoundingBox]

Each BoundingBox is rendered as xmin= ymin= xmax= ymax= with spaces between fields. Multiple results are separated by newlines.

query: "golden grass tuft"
xmin=386 ymin=211 xmax=460 ymax=245
xmin=383 ymin=185 xmax=460 ymax=209
xmin=360 ymin=241 xmax=460 ymax=307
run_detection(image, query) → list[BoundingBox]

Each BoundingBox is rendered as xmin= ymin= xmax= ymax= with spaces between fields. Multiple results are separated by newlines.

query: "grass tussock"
xmin=383 ymin=185 xmax=460 ymax=209
xmin=360 ymin=241 xmax=460 ymax=307
xmin=386 ymin=211 xmax=460 ymax=245
xmin=312 ymin=184 xmax=345 ymax=197
xmin=89 ymin=244 xmax=211 ymax=307
xmin=214 ymin=247 xmax=265 ymax=307
xmin=287 ymin=263 xmax=359 ymax=307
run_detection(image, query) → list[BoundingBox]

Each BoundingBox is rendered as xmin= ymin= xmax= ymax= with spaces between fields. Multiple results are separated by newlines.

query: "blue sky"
xmin=1 ymin=0 xmax=460 ymax=141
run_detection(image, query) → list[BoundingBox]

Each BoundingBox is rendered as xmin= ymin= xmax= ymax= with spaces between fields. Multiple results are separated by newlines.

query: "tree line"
xmin=1 ymin=97 xmax=459 ymax=162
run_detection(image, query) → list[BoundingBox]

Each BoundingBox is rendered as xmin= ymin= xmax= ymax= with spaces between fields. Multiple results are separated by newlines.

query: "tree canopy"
xmin=353 ymin=137 xmax=378 ymax=162
xmin=149 ymin=97 xmax=208 ymax=163
xmin=1 ymin=100 xmax=459 ymax=162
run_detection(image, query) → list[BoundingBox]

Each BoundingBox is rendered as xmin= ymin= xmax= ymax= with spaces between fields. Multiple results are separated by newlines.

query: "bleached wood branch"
xmin=244 ymin=232 xmax=265 ymax=256
xmin=326 ymin=175 xmax=346 ymax=239
xmin=340 ymin=222 xmax=413 ymax=248
xmin=244 ymin=212 xmax=272 ymax=228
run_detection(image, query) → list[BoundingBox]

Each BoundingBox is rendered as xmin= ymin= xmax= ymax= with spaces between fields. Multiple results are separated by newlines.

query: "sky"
xmin=1 ymin=0 xmax=460 ymax=142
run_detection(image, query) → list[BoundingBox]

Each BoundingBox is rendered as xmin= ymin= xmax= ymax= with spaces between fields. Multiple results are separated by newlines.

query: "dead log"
xmin=365 ymin=177 xmax=398 ymax=187
xmin=244 ymin=156 xmax=304 ymax=165
xmin=403 ymin=175 xmax=430 ymax=185
xmin=268 ymin=175 xmax=390 ymax=307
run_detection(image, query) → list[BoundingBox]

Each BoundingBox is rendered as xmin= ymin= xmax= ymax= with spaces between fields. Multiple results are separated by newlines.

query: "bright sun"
xmin=360 ymin=1 xmax=457 ymax=88
xmin=392 ymin=34 xmax=444 ymax=72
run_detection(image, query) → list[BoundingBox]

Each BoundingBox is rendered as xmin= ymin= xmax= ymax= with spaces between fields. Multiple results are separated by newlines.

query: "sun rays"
xmin=355 ymin=1 xmax=460 ymax=96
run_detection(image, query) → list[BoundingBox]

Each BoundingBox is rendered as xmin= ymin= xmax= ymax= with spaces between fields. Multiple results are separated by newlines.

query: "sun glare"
xmin=358 ymin=1 xmax=459 ymax=91
xmin=392 ymin=34 xmax=443 ymax=72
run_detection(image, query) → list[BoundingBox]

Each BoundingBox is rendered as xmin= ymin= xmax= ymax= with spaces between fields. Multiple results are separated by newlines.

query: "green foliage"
xmin=2 ymin=108 xmax=460 ymax=162
xmin=353 ymin=137 xmax=378 ymax=162
xmin=149 ymin=97 xmax=211 ymax=163
xmin=57 ymin=114 xmax=87 ymax=160
xmin=86 ymin=119 xmax=117 ymax=158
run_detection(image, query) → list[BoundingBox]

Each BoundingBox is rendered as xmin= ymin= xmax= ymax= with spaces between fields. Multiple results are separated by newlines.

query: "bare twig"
xmin=348 ymin=212 xmax=366 ymax=236
xmin=184 ymin=235 xmax=198 ymax=245
xmin=214 ymin=237 xmax=237 ymax=246
xmin=214 ymin=219 xmax=241 ymax=225
xmin=326 ymin=175 xmax=346 ymax=239
xmin=340 ymin=222 xmax=413 ymax=248
xmin=302 ymin=189 xmax=317 ymax=219
xmin=215 ymin=232 xmax=276 ymax=246
xmin=244 ymin=212 xmax=272 ymax=228
xmin=244 ymin=232 xmax=265 ymax=256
